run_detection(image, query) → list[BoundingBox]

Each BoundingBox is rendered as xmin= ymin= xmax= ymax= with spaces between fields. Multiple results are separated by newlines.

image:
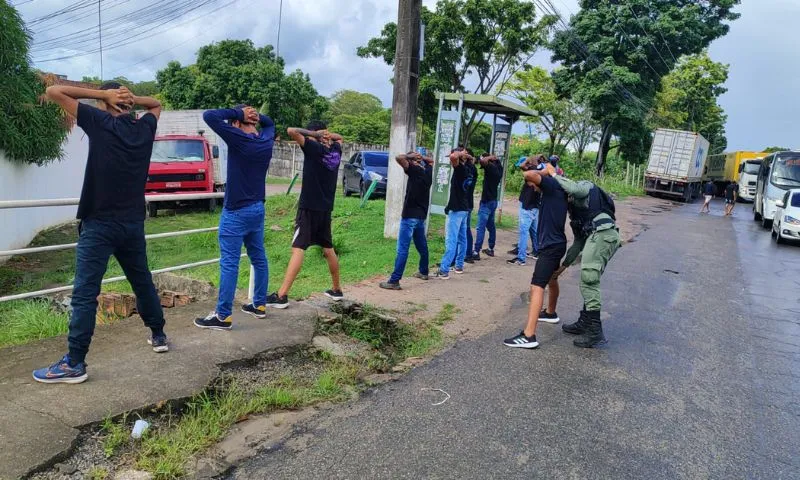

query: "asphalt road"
xmin=230 ymin=199 xmax=800 ymax=480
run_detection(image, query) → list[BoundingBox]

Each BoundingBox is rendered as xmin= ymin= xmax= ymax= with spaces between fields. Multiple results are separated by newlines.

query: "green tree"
xmin=358 ymin=0 xmax=553 ymax=144
xmin=329 ymin=109 xmax=391 ymax=145
xmin=80 ymin=76 xmax=160 ymax=96
xmin=0 ymin=3 xmax=68 ymax=165
xmin=325 ymin=90 xmax=384 ymax=122
xmin=565 ymin=104 xmax=600 ymax=163
xmin=764 ymin=146 xmax=790 ymax=153
xmin=650 ymin=52 xmax=729 ymax=152
xmin=550 ymin=0 xmax=740 ymax=173
xmin=506 ymin=67 xmax=573 ymax=156
xmin=156 ymin=39 xmax=327 ymax=132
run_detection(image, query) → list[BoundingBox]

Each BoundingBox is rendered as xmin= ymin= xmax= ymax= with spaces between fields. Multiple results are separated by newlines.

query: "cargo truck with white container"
xmin=644 ymin=128 xmax=710 ymax=202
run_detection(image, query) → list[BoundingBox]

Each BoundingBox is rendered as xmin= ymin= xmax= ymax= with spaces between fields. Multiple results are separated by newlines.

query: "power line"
xmin=623 ymin=3 xmax=675 ymax=69
xmin=32 ymin=0 xmax=235 ymax=63
xmin=534 ymin=0 xmax=653 ymax=114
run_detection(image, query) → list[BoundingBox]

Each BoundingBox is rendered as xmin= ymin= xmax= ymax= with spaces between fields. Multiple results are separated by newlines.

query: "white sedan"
xmin=772 ymin=188 xmax=800 ymax=244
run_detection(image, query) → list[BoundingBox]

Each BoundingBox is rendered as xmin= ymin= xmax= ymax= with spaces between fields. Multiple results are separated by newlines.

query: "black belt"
xmin=592 ymin=218 xmax=615 ymax=229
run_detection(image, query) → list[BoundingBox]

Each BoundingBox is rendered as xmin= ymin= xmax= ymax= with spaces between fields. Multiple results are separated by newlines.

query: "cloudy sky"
xmin=16 ymin=0 xmax=799 ymax=151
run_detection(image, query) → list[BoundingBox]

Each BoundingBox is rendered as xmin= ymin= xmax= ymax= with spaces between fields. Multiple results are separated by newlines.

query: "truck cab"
xmin=754 ymin=151 xmax=800 ymax=228
xmin=737 ymin=159 xmax=761 ymax=202
xmin=146 ymin=133 xmax=223 ymax=217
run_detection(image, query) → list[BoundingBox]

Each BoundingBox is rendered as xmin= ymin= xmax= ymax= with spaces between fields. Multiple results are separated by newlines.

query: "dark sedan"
xmin=342 ymin=151 xmax=389 ymax=199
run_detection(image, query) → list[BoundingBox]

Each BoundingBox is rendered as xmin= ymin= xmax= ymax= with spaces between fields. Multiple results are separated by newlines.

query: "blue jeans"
xmin=518 ymin=205 xmax=539 ymax=262
xmin=389 ymin=218 xmax=429 ymax=283
xmin=474 ymin=200 xmax=498 ymax=252
xmin=69 ymin=219 xmax=165 ymax=364
xmin=456 ymin=209 xmax=474 ymax=260
xmin=439 ymin=210 xmax=469 ymax=274
xmin=216 ymin=202 xmax=268 ymax=319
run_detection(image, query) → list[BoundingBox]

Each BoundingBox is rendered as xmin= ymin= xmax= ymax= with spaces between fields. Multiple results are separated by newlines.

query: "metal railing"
xmin=0 ymin=193 xmax=254 ymax=304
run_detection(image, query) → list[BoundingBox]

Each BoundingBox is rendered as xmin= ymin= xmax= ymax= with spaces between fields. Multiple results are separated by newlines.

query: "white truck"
xmin=644 ymin=128 xmax=710 ymax=203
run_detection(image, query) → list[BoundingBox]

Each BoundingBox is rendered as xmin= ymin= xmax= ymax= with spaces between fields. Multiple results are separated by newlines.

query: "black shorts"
xmin=292 ymin=208 xmax=333 ymax=250
xmin=531 ymin=243 xmax=567 ymax=287
xmin=725 ymin=198 xmax=735 ymax=204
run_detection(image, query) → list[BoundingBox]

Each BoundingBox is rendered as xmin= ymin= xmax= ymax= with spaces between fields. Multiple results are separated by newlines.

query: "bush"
xmin=0 ymin=3 xmax=68 ymax=165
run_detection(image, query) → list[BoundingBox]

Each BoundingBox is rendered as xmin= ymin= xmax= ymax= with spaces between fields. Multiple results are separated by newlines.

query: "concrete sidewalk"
xmin=0 ymin=300 xmax=319 ymax=480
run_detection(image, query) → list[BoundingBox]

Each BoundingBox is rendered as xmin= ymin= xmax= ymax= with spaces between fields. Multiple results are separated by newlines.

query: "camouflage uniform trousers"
xmin=577 ymin=226 xmax=621 ymax=312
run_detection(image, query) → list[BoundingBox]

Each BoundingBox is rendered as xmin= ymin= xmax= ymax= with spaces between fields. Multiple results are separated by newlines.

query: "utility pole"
xmin=384 ymin=0 xmax=422 ymax=238
xmin=98 ymin=0 xmax=103 ymax=80
xmin=276 ymin=0 xmax=284 ymax=59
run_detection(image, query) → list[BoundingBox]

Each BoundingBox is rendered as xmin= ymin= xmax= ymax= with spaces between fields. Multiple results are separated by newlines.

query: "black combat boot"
xmin=573 ymin=311 xmax=607 ymax=348
xmin=562 ymin=309 xmax=589 ymax=335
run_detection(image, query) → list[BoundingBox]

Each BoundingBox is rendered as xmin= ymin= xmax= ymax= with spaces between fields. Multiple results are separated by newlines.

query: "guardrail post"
xmin=248 ymin=264 xmax=255 ymax=302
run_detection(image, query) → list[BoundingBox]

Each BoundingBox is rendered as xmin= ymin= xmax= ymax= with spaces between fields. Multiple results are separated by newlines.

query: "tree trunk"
xmin=595 ymin=122 xmax=613 ymax=177
xmin=577 ymin=146 xmax=586 ymax=164
xmin=548 ymin=133 xmax=557 ymax=156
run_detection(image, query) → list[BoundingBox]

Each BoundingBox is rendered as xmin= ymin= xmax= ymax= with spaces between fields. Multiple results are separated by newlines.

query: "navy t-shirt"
xmin=481 ymin=162 xmax=503 ymax=202
xmin=466 ymin=163 xmax=478 ymax=210
xmin=537 ymin=176 xmax=568 ymax=249
xmin=519 ymin=184 xmax=541 ymax=210
xmin=299 ymin=139 xmax=342 ymax=212
xmin=402 ymin=163 xmax=433 ymax=219
xmin=446 ymin=163 xmax=472 ymax=212
xmin=76 ymin=103 xmax=157 ymax=221
xmin=203 ymin=109 xmax=275 ymax=210
xmin=704 ymin=182 xmax=715 ymax=196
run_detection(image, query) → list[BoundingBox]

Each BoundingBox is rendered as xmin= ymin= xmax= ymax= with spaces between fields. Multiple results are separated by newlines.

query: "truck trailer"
xmin=644 ymin=129 xmax=710 ymax=202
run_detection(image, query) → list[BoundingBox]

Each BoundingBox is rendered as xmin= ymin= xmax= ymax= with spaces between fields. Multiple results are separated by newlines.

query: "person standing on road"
xmin=265 ymin=122 xmax=345 ymax=308
xmin=34 ymin=83 xmax=166 ymax=384
xmin=507 ymin=156 xmax=543 ymax=266
xmin=193 ymin=105 xmax=275 ymax=331
xmin=503 ymin=163 xmax=569 ymax=349
xmin=433 ymin=148 xmax=474 ymax=279
xmin=701 ymin=180 xmax=715 ymax=213
xmin=380 ymin=152 xmax=434 ymax=290
xmin=724 ymin=181 xmax=738 ymax=216
xmin=548 ymin=170 xmax=621 ymax=348
xmin=473 ymin=153 xmax=503 ymax=259
xmin=462 ymin=153 xmax=479 ymax=263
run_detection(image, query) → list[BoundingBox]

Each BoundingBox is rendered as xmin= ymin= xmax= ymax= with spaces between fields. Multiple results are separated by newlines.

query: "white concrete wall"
xmin=0 ymin=128 xmax=89 ymax=253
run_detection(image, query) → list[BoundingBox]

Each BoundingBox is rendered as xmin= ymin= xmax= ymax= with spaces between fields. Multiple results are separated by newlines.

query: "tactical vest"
xmin=568 ymin=186 xmax=616 ymax=238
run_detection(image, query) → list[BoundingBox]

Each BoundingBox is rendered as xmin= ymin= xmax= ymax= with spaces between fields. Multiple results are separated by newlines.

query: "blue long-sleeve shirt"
xmin=202 ymin=108 xmax=275 ymax=210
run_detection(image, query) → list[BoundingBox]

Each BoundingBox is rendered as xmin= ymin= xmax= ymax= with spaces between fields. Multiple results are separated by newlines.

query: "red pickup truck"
xmin=145 ymin=132 xmax=225 ymax=217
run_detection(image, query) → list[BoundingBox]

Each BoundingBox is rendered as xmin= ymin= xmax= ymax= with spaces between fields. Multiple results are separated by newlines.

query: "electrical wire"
xmin=32 ymin=0 xmax=234 ymax=63
xmin=623 ymin=3 xmax=675 ymax=69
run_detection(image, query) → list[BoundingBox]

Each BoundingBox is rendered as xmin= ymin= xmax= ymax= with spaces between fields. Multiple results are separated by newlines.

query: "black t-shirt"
xmin=76 ymin=103 xmax=157 ymax=221
xmin=481 ymin=162 xmax=503 ymax=202
xmin=537 ymin=176 xmax=568 ymax=249
xmin=466 ymin=163 xmax=478 ymax=210
xmin=299 ymin=139 xmax=342 ymax=212
xmin=519 ymin=184 xmax=540 ymax=210
xmin=725 ymin=183 xmax=738 ymax=200
xmin=402 ymin=163 xmax=433 ymax=219
xmin=704 ymin=182 xmax=714 ymax=195
xmin=446 ymin=163 xmax=472 ymax=212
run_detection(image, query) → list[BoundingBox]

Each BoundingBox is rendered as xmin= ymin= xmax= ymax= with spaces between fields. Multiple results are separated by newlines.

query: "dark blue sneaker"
xmin=147 ymin=334 xmax=169 ymax=353
xmin=33 ymin=355 xmax=88 ymax=384
xmin=241 ymin=303 xmax=267 ymax=319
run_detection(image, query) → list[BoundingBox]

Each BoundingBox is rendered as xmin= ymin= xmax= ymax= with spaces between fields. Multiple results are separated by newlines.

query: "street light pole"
xmin=384 ymin=0 xmax=422 ymax=238
xmin=277 ymin=0 xmax=284 ymax=59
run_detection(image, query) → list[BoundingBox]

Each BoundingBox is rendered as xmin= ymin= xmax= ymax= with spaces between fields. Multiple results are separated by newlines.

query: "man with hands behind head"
xmin=380 ymin=151 xmax=434 ymax=290
xmin=194 ymin=104 xmax=275 ymax=331
xmin=433 ymin=147 xmax=475 ymax=279
xmin=34 ymin=82 xmax=166 ymax=384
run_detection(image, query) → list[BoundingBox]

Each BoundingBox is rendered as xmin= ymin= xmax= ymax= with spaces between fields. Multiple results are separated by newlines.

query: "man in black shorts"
xmin=724 ymin=181 xmax=738 ymax=216
xmin=266 ymin=121 xmax=344 ymax=308
xmin=503 ymin=162 xmax=568 ymax=349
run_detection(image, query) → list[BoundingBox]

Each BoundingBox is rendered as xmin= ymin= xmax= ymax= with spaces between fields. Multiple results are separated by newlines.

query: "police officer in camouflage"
xmin=550 ymin=171 xmax=621 ymax=348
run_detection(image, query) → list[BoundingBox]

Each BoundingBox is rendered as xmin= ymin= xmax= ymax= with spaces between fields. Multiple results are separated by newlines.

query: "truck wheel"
xmin=761 ymin=214 xmax=772 ymax=230
xmin=147 ymin=203 xmax=158 ymax=218
xmin=754 ymin=208 xmax=761 ymax=222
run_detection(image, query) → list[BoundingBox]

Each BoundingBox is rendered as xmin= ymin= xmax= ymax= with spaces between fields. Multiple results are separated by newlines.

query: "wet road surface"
xmin=230 ymin=199 xmax=800 ymax=479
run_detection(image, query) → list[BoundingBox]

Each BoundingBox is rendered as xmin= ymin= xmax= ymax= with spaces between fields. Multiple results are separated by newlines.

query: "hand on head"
xmin=103 ymin=86 xmax=134 ymax=113
xmin=242 ymin=106 xmax=259 ymax=125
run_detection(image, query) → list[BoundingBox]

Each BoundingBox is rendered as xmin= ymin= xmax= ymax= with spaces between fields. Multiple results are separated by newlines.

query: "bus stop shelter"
xmin=429 ymin=92 xmax=535 ymax=222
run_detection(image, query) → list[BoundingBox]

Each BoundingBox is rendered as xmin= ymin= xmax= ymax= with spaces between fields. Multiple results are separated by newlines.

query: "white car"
xmin=772 ymin=188 xmax=800 ymax=244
